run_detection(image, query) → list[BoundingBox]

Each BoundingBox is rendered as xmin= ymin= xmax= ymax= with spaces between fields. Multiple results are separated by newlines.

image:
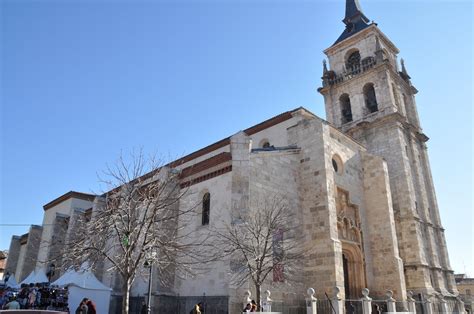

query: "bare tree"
xmin=61 ymin=151 xmax=213 ymax=314
xmin=212 ymin=194 xmax=307 ymax=311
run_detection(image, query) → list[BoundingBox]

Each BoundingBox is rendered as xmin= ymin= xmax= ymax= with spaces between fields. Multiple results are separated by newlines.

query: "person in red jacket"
xmin=85 ymin=299 xmax=97 ymax=314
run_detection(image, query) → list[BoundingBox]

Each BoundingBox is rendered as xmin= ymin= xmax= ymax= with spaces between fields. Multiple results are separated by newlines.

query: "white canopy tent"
xmin=20 ymin=269 xmax=49 ymax=285
xmin=5 ymin=275 xmax=20 ymax=289
xmin=52 ymin=268 xmax=112 ymax=314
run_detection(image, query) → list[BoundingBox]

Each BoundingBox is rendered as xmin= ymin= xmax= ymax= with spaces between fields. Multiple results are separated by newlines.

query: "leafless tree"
xmin=61 ymin=151 xmax=214 ymax=314
xmin=212 ymin=193 xmax=307 ymax=311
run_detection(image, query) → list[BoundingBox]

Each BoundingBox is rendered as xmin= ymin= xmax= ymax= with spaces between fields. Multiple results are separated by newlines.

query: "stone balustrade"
xmin=243 ymin=287 xmax=467 ymax=313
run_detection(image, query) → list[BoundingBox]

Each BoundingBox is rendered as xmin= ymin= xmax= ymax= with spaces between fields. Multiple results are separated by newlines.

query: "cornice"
xmin=43 ymin=191 xmax=96 ymax=211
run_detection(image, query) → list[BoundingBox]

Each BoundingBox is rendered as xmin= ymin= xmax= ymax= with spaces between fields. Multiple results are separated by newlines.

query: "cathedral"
xmin=5 ymin=0 xmax=461 ymax=313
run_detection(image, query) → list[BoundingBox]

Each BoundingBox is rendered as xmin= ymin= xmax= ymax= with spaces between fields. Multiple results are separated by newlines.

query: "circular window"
xmin=332 ymin=154 xmax=343 ymax=174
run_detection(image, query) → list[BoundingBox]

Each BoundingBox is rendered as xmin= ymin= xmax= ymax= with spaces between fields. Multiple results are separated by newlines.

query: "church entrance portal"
xmin=342 ymin=244 xmax=366 ymax=299
xmin=336 ymin=188 xmax=367 ymax=299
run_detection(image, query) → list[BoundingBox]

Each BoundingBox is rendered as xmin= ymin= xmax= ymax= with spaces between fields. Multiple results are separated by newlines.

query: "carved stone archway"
xmin=336 ymin=188 xmax=367 ymax=299
xmin=342 ymin=243 xmax=366 ymax=299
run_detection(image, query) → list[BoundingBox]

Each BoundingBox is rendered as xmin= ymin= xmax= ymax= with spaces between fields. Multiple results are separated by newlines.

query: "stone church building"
xmin=6 ymin=0 xmax=460 ymax=313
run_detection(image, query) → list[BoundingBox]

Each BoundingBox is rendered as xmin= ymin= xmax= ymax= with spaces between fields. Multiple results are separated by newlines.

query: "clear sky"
xmin=1 ymin=0 xmax=472 ymax=277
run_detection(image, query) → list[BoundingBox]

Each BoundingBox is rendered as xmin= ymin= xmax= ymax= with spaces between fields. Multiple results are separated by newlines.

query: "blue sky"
xmin=1 ymin=0 xmax=472 ymax=276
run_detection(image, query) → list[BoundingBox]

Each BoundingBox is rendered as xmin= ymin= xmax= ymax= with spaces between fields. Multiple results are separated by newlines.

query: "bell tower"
xmin=318 ymin=0 xmax=458 ymax=297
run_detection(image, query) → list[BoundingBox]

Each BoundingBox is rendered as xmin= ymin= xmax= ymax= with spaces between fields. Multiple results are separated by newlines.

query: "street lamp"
xmin=144 ymin=251 xmax=157 ymax=314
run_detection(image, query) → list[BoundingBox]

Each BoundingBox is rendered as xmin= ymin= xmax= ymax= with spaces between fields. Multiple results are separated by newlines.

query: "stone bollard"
xmin=331 ymin=286 xmax=343 ymax=314
xmin=243 ymin=290 xmax=252 ymax=310
xmin=361 ymin=288 xmax=372 ymax=314
xmin=262 ymin=290 xmax=272 ymax=312
xmin=386 ymin=290 xmax=396 ymax=313
xmin=406 ymin=291 xmax=416 ymax=313
xmin=306 ymin=288 xmax=317 ymax=314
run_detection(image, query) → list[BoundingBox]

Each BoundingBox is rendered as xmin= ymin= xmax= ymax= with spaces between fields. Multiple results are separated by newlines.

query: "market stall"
xmin=20 ymin=269 xmax=49 ymax=285
xmin=52 ymin=269 xmax=111 ymax=314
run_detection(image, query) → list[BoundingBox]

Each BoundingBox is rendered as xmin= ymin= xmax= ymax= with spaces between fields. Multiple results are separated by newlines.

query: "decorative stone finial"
xmin=323 ymin=60 xmax=328 ymax=74
xmin=244 ymin=290 xmax=251 ymax=303
xmin=400 ymin=58 xmax=411 ymax=81
xmin=386 ymin=290 xmax=394 ymax=300
xmin=361 ymin=288 xmax=370 ymax=299
xmin=265 ymin=290 xmax=272 ymax=301
xmin=407 ymin=291 xmax=415 ymax=301
xmin=333 ymin=286 xmax=341 ymax=299
xmin=307 ymin=288 xmax=316 ymax=300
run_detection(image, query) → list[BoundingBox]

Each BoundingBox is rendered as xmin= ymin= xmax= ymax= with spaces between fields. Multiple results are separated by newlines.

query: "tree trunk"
xmin=256 ymin=283 xmax=261 ymax=312
xmin=122 ymin=277 xmax=132 ymax=314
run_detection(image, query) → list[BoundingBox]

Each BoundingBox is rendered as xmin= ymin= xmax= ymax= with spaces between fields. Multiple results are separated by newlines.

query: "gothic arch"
xmin=336 ymin=188 xmax=367 ymax=299
xmin=200 ymin=190 xmax=210 ymax=226
xmin=339 ymin=94 xmax=353 ymax=124
xmin=345 ymin=49 xmax=361 ymax=74
xmin=342 ymin=243 xmax=366 ymax=298
xmin=363 ymin=83 xmax=378 ymax=113
xmin=259 ymin=138 xmax=271 ymax=148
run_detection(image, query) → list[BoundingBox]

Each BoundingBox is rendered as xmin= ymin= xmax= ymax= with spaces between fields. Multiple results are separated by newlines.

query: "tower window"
xmin=363 ymin=83 xmax=378 ymax=113
xmin=202 ymin=192 xmax=210 ymax=225
xmin=346 ymin=50 xmax=361 ymax=74
xmin=340 ymin=94 xmax=353 ymax=124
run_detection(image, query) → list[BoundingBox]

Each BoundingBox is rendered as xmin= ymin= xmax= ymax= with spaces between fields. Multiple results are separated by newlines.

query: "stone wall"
xmin=248 ymin=144 xmax=302 ymax=303
xmin=287 ymin=117 xmax=344 ymax=298
xmin=4 ymin=236 xmax=20 ymax=277
xmin=361 ymin=152 xmax=406 ymax=300
xmin=20 ymin=225 xmax=43 ymax=282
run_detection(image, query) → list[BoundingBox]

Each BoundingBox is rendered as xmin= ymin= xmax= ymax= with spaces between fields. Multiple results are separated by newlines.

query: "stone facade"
xmin=6 ymin=1 xmax=460 ymax=313
xmin=5 ymin=225 xmax=43 ymax=282
xmin=455 ymin=274 xmax=474 ymax=312
xmin=318 ymin=15 xmax=457 ymax=298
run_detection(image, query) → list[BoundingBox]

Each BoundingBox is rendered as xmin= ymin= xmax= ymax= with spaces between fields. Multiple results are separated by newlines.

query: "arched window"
xmin=363 ymin=83 xmax=378 ymax=113
xmin=202 ymin=193 xmax=210 ymax=225
xmin=340 ymin=94 xmax=353 ymax=124
xmin=259 ymin=139 xmax=271 ymax=148
xmin=346 ymin=50 xmax=361 ymax=74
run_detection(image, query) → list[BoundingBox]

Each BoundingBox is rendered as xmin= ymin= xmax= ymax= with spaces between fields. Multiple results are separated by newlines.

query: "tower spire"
xmin=334 ymin=0 xmax=372 ymax=45
xmin=343 ymin=0 xmax=368 ymax=24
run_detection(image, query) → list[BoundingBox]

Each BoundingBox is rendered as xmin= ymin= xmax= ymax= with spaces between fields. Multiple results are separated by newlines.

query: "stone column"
xmin=243 ymin=290 xmax=252 ymax=310
xmin=361 ymin=288 xmax=372 ymax=314
xmin=423 ymin=294 xmax=434 ymax=314
xmin=455 ymin=298 xmax=466 ymax=314
xmin=306 ymin=288 xmax=317 ymax=314
xmin=406 ymin=291 xmax=416 ymax=313
xmin=262 ymin=290 xmax=272 ymax=312
xmin=331 ymin=287 xmax=344 ymax=314
xmin=386 ymin=290 xmax=396 ymax=313
xmin=439 ymin=295 xmax=449 ymax=314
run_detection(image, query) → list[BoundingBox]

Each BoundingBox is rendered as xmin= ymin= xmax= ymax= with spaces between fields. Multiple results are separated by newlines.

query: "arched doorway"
xmin=342 ymin=244 xmax=366 ymax=299
xmin=336 ymin=188 xmax=367 ymax=299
